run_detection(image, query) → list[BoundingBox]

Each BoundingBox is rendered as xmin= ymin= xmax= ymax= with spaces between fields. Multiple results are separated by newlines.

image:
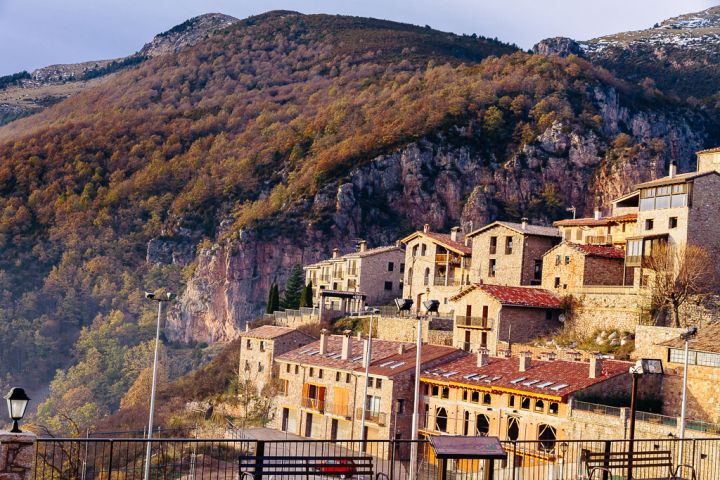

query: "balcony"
xmin=333 ymin=270 xmax=345 ymax=280
xmin=326 ymin=402 xmax=352 ymax=419
xmin=356 ymin=408 xmax=386 ymax=426
xmin=302 ymin=397 xmax=325 ymax=413
xmin=456 ymin=316 xmax=492 ymax=329
xmin=347 ymin=267 xmax=358 ymax=276
xmin=319 ymin=275 xmax=331 ymax=283
xmin=435 ymin=254 xmax=462 ymax=266
xmin=586 ymin=235 xmax=613 ymax=245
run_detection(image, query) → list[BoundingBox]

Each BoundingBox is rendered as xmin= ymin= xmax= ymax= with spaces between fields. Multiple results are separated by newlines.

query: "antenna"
xmin=565 ymin=206 xmax=577 ymax=219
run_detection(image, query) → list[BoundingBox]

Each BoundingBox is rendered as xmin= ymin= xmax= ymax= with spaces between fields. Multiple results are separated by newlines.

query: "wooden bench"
xmin=585 ymin=450 xmax=696 ymax=480
xmin=239 ymin=455 xmax=390 ymax=479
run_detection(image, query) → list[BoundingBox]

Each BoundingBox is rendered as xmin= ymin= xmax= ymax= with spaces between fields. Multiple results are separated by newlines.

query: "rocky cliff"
xmin=165 ymin=84 xmax=710 ymax=343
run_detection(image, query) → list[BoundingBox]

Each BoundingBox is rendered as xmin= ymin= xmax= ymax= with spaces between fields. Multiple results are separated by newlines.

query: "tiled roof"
xmin=554 ymin=213 xmax=638 ymax=227
xmin=660 ymin=323 xmax=720 ymax=354
xmin=343 ymin=245 xmax=402 ymax=258
xmin=634 ymin=171 xmax=717 ymax=188
xmin=239 ymin=325 xmax=314 ymax=340
xmin=467 ymin=221 xmax=560 ymax=238
xmin=368 ymin=344 xmax=459 ymax=376
xmin=421 ymin=354 xmax=630 ymax=400
xmin=567 ymin=243 xmax=626 ymax=259
xmin=401 ymin=231 xmax=472 ymax=255
xmin=304 ymin=260 xmax=331 ymax=269
xmin=451 ymin=284 xmax=561 ymax=308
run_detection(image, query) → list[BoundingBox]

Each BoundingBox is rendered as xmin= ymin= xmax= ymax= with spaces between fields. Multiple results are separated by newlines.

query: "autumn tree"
xmin=645 ymin=243 xmax=719 ymax=327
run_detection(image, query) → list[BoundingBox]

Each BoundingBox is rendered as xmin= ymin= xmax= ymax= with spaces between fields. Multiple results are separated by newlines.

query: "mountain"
xmin=0 ymin=10 xmax=717 ymax=431
xmin=0 ymin=13 xmax=238 ymax=126
xmin=535 ymin=7 xmax=720 ymax=101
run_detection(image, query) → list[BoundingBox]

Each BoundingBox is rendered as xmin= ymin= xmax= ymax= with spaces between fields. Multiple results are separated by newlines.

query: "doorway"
xmin=304 ymin=413 xmax=313 ymax=438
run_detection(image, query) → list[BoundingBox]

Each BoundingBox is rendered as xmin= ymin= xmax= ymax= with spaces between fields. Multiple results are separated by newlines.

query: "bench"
xmin=585 ymin=450 xmax=696 ymax=480
xmin=239 ymin=455 xmax=390 ymax=479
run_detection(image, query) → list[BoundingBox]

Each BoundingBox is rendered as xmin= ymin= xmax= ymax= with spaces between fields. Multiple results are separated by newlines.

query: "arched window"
xmin=421 ymin=243 xmax=427 ymax=256
xmin=535 ymin=399 xmax=545 ymax=412
xmin=435 ymin=408 xmax=448 ymax=433
xmin=538 ymin=424 xmax=557 ymax=453
xmin=482 ymin=393 xmax=492 ymax=405
xmin=412 ymin=244 xmax=419 ymax=257
xmin=507 ymin=416 xmax=520 ymax=441
xmin=423 ymin=268 xmax=430 ymax=286
xmin=476 ymin=414 xmax=490 ymax=436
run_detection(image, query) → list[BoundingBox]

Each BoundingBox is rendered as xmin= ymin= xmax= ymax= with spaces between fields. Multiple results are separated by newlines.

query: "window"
xmin=258 ymin=362 xmax=264 ymax=372
xmin=346 ymin=373 xmax=351 ymax=383
xmin=463 ymin=411 xmax=471 ymax=436
xmin=244 ymin=360 xmax=250 ymax=371
xmin=669 ymin=348 xmax=720 ymax=367
xmin=508 ymin=396 xmax=516 ymax=408
xmin=534 ymin=399 xmax=545 ymax=412
xmin=318 ymin=369 xmax=323 ymax=379
xmin=423 ymin=384 xmax=429 ymax=396
xmin=555 ymin=255 xmax=561 ymax=266
xmin=520 ymin=397 xmax=531 ymax=410
xmin=640 ymin=184 xmax=688 ymax=211
xmin=421 ymin=244 xmax=427 ymax=256
xmin=400 ymin=263 xmax=405 ymax=273
xmin=549 ymin=402 xmax=559 ymax=415
xmin=538 ymin=424 xmax=557 ymax=453
xmin=564 ymin=256 xmax=570 ymax=265
xmin=388 ymin=262 xmax=394 ymax=272
xmin=435 ymin=408 xmax=448 ymax=432
xmin=412 ymin=245 xmax=419 ymax=257
xmin=554 ymin=277 xmax=561 ymax=288
xmin=462 ymin=390 xmax=468 ymax=401
xmin=645 ymin=219 xmax=654 ymax=230
xmin=441 ymin=387 xmax=450 ymax=399
xmin=281 ymin=379 xmax=289 ymax=395
xmin=505 ymin=236 xmax=513 ymax=254
xmin=286 ymin=364 xmax=291 ymax=373
xmin=488 ymin=259 xmax=496 ymax=277
xmin=295 ymin=365 xmax=299 ymax=374
xmin=545 ymin=310 xmax=553 ymax=321
xmin=471 ymin=391 xmax=480 ymax=403
xmin=260 ymin=341 xmax=265 ymax=352
xmin=384 ymin=281 xmax=393 ymax=291
xmin=534 ymin=260 xmax=542 ymax=281
xmin=507 ymin=417 xmax=520 ymax=441
xmin=246 ymin=339 xmax=252 ymax=350
xmin=432 ymin=385 xmax=439 ymax=397
xmin=575 ymin=228 xmax=582 ymax=241
xmin=476 ymin=414 xmax=490 ymax=436
xmin=564 ymin=229 xmax=571 ymax=241
xmin=399 ymin=281 xmax=403 ymax=291
xmin=669 ymin=217 xmax=678 ymax=229
xmin=375 ymin=378 xmax=383 ymax=389
xmin=489 ymin=236 xmax=497 ymax=254
xmin=309 ymin=368 xmax=314 ymax=377
xmin=396 ymin=399 xmax=405 ymax=414
xmin=424 ymin=268 xmax=430 ymax=286
xmin=336 ymin=372 xmax=341 ymax=382
xmin=482 ymin=393 xmax=492 ymax=405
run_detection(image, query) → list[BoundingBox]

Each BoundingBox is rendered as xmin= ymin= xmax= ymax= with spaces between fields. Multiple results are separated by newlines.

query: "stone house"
xmin=541 ymin=242 xmax=628 ymax=292
xmin=449 ymin=284 xmax=562 ymax=354
xmin=238 ymin=325 xmax=316 ymax=392
xmin=304 ymin=241 xmax=405 ymax=317
xmin=466 ymin=220 xmax=560 ymax=287
xmin=419 ymin=350 xmax=632 ymax=467
xmin=401 ymin=225 xmax=472 ymax=315
xmin=554 ymin=212 xmax=637 ymax=249
xmin=272 ymin=329 xmax=461 ymax=453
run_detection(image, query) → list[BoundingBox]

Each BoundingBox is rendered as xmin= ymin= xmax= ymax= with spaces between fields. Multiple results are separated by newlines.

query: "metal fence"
xmin=32 ymin=437 xmax=720 ymax=479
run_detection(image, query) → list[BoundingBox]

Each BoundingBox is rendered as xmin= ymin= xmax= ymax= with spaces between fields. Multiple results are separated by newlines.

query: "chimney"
xmin=565 ymin=351 xmax=582 ymax=362
xmin=423 ymin=224 xmax=430 ymax=233
xmin=341 ymin=330 xmax=352 ymax=360
xmin=245 ymin=323 xmax=250 ymax=332
xmin=362 ymin=338 xmax=370 ymax=368
xmin=477 ymin=348 xmax=490 ymax=367
xmin=521 ymin=218 xmax=528 ymax=230
xmin=464 ymin=237 xmax=470 ymax=247
xmin=669 ymin=161 xmax=677 ymax=178
xmin=358 ymin=240 xmax=367 ymax=252
xmin=499 ymin=349 xmax=512 ymax=358
xmin=398 ymin=343 xmax=407 ymax=355
xmin=450 ymin=227 xmax=460 ymax=242
xmin=594 ymin=209 xmax=602 ymax=220
xmin=540 ymin=351 xmax=557 ymax=361
xmin=589 ymin=353 xmax=603 ymax=379
xmin=519 ymin=351 xmax=532 ymax=372
xmin=332 ymin=248 xmax=339 ymax=259
xmin=319 ymin=329 xmax=329 ymax=355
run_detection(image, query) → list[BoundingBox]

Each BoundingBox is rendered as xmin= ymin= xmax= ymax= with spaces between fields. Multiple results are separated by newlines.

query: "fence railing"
xmin=301 ymin=397 xmax=325 ymax=413
xmin=455 ymin=316 xmax=492 ymax=329
xmin=32 ymin=437 xmax=720 ymax=480
xmin=572 ymin=400 xmax=623 ymax=417
xmin=356 ymin=408 xmax=387 ymax=426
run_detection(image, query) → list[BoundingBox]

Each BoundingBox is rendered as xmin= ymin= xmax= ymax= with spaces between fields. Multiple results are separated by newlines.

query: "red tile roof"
xmin=239 ymin=325 xmax=315 ymax=340
xmin=553 ymin=213 xmax=637 ymax=227
xmin=276 ymin=335 xmax=456 ymax=377
xmin=568 ymin=243 xmax=626 ymax=259
xmin=401 ymin=231 xmax=471 ymax=255
xmin=634 ymin=171 xmax=718 ymax=188
xmin=468 ymin=221 xmax=560 ymax=238
xmin=421 ymin=354 xmax=631 ymax=400
xmin=452 ymin=284 xmax=561 ymax=308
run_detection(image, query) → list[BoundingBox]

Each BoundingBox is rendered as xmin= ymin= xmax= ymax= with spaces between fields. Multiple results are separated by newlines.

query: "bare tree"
xmin=644 ymin=243 xmax=719 ymax=327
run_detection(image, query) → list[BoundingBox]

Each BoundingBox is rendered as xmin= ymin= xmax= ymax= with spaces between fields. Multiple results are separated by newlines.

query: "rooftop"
xmin=552 ymin=242 xmax=626 ymax=259
xmin=401 ymin=230 xmax=472 ymax=255
xmin=634 ymin=170 xmax=718 ymax=189
xmin=276 ymin=335 xmax=456 ymax=377
xmin=344 ymin=245 xmax=402 ymax=258
xmin=421 ymin=354 xmax=631 ymax=400
xmin=451 ymin=284 xmax=561 ymax=308
xmin=467 ymin=221 xmax=560 ymax=238
xmin=553 ymin=213 xmax=638 ymax=227
xmin=661 ymin=322 xmax=720 ymax=354
xmin=239 ymin=325 xmax=314 ymax=340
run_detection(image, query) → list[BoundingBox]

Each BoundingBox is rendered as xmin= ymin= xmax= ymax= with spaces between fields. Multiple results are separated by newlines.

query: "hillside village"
xmin=237 ymin=147 xmax=720 ymax=461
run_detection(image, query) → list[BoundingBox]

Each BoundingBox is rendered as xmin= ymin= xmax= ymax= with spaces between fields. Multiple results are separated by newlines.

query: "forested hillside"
xmin=0 ymin=11 xmax=716 ymax=432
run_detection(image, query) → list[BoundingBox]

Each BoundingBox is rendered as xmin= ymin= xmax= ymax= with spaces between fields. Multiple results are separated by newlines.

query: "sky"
xmin=0 ymin=0 xmax=717 ymax=76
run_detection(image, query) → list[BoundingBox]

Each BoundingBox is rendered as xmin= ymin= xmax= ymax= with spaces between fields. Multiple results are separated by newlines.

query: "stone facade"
xmin=541 ymin=242 xmax=627 ymax=292
xmin=375 ymin=316 xmax=453 ymax=346
xmin=0 ymin=432 xmax=35 ymax=480
xmin=563 ymin=288 xmax=642 ymax=337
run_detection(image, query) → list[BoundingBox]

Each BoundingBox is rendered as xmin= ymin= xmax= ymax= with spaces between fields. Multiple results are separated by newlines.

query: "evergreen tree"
xmin=281 ymin=264 xmax=304 ymax=310
xmin=299 ymin=281 xmax=314 ymax=308
xmin=265 ymin=282 xmax=279 ymax=313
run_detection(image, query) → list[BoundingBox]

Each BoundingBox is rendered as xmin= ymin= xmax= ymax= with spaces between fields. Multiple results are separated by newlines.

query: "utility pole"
xmin=360 ymin=313 xmax=375 ymax=453
xmin=408 ymin=315 xmax=423 ymax=480
xmin=679 ymin=327 xmax=698 ymax=465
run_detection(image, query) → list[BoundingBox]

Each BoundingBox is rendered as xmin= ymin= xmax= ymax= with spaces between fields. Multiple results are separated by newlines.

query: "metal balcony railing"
xmin=302 ymin=397 xmax=325 ymax=413
xmin=356 ymin=409 xmax=386 ymax=426
xmin=455 ymin=316 xmax=492 ymax=329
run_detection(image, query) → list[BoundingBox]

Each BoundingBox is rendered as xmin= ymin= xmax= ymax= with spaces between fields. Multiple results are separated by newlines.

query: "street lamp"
xmin=143 ymin=290 xmax=176 ymax=480
xmin=678 ymin=327 xmax=698 ymax=467
xmin=4 ymin=388 xmax=30 ymax=433
xmin=360 ymin=310 xmax=376 ymax=453
xmin=627 ymin=358 xmax=663 ymax=480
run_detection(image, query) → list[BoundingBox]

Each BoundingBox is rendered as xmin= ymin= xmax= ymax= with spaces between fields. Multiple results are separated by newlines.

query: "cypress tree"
xmin=266 ymin=282 xmax=279 ymax=313
xmin=300 ymin=281 xmax=314 ymax=308
xmin=281 ymin=264 xmax=304 ymax=310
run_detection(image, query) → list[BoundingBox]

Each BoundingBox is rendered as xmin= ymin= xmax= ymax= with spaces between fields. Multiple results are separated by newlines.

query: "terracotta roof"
xmin=553 ymin=213 xmax=637 ymax=227
xmin=421 ymin=354 xmax=631 ymax=400
xmin=239 ymin=325 xmax=314 ymax=340
xmin=660 ymin=323 xmax=720 ymax=354
xmin=400 ymin=231 xmax=471 ymax=255
xmin=634 ymin=171 xmax=718 ymax=189
xmin=451 ymin=284 xmax=561 ymax=309
xmin=367 ymin=344 xmax=459 ymax=376
xmin=344 ymin=245 xmax=402 ymax=258
xmin=567 ymin=243 xmax=626 ymax=259
xmin=467 ymin=221 xmax=560 ymax=238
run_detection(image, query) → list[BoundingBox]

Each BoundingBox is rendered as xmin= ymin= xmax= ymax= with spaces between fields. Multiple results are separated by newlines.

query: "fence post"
xmin=389 ymin=439 xmax=396 ymax=480
xmin=602 ymin=440 xmax=611 ymax=480
xmin=511 ymin=442 xmax=517 ymax=480
xmin=107 ymin=440 xmax=114 ymax=479
xmin=0 ymin=431 xmax=36 ymax=480
xmin=253 ymin=440 xmax=265 ymax=480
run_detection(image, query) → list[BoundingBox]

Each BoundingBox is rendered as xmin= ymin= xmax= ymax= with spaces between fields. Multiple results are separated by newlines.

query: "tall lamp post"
xmin=678 ymin=327 xmax=698 ymax=466
xmin=360 ymin=311 xmax=375 ymax=453
xmin=143 ymin=291 xmax=176 ymax=480
xmin=408 ymin=313 xmax=423 ymax=480
xmin=627 ymin=358 xmax=664 ymax=480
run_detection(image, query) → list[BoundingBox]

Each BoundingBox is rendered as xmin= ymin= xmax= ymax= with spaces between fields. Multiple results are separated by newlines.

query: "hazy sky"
xmin=0 ymin=0 xmax=717 ymax=76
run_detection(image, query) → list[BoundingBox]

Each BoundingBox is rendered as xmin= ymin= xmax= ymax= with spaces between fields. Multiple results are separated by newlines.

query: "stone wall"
xmin=376 ymin=316 xmax=452 ymax=346
xmin=634 ymin=325 xmax=683 ymax=360
xmin=0 ymin=432 xmax=35 ymax=480
xmin=565 ymin=287 xmax=642 ymax=337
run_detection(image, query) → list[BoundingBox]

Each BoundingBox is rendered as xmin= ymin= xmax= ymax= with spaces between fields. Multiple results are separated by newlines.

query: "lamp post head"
xmin=681 ymin=327 xmax=698 ymax=341
xmin=166 ymin=292 xmax=177 ymax=301
xmin=5 ymin=388 xmax=30 ymax=433
xmin=144 ymin=291 xmax=156 ymax=300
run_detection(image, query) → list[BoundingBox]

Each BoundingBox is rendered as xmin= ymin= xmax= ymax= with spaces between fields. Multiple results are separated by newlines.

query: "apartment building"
xmin=238 ymin=325 xmax=316 ymax=392
xmin=401 ymin=225 xmax=472 ymax=314
xmin=273 ymin=329 xmax=461 ymax=449
xmin=419 ymin=351 xmax=632 ymax=466
xmin=554 ymin=212 xmax=637 ymax=249
xmin=450 ymin=284 xmax=562 ymax=354
xmin=466 ymin=220 xmax=560 ymax=287
xmin=541 ymin=242 xmax=627 ymax=292
xmin=304 ymin=241 xmax=405 ymax=315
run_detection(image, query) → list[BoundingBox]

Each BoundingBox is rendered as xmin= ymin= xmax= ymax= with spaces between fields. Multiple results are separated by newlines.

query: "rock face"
xmin=165 ymin=85 xmax=711 ymax=343
xmin=533 ymin=37 xmax=583 ymax=57
xmin=139 ymin=13 xmax=238 ymax=58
